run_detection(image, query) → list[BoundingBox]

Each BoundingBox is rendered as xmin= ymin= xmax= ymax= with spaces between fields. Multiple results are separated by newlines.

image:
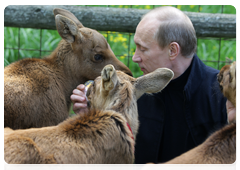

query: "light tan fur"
xmin=4 ymin=65 xmax=174 ymax=164
xmin=4 ymin=8 xmax=132 ymax=130
xmin=218 ymin=61 xmax=236 ymax=108
xmin=164 ymin=62 xmax=236 ymax=164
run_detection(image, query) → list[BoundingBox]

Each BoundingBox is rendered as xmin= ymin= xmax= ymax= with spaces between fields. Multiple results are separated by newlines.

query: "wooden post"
xmin=4 ymin=5 xmax=236 ymax=38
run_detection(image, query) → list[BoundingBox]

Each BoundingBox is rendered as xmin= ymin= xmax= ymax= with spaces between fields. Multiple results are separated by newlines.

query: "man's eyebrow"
xmin=136 ymin=42 xmax=148 ymax=49
xmin=134 ymin=38 xmax=142 ymax=46
xmin=134 ymin=36 xmax=148 ymax=49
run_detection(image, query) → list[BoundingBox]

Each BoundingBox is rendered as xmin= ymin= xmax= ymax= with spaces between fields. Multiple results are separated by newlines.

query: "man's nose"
xmin=132 ymin=50 xmax=142 ymax=63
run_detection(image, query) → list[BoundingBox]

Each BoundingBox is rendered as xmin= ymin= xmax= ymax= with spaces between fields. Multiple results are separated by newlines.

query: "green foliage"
xmin=197 ymin=38 xmax=236 ymax=69
xmin=4 ymin=5 xmax=236 ymax=78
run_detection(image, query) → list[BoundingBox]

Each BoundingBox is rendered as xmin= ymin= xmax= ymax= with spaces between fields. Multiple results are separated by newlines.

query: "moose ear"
xmin=55 ymin=14 xmax=78 ymax=44
xmin=53 ymin=8 xmax=84 ymax=28
xmin=134 ymin=68 xmax=174 ymax=99
xmin=101 ymin=64 xmax=118 ymax=92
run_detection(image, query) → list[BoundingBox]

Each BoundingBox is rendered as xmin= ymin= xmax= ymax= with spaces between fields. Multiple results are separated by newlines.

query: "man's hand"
xmin=226 ymin=100 xmax=236 ymax=123
xmin=70 ymin=84 xmax=89 ymax=115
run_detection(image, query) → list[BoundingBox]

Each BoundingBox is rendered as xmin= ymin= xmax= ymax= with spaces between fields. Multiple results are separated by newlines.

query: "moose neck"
xmin=47 ymin=40 xmax=87 ymax=109
xmin=106 ymin=86 xmax=139 ymax=139
xmin=122 ymin=99 xmax=139 ymax=140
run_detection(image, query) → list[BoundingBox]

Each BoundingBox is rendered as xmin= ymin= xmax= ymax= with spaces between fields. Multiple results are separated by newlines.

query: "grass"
xmin=4 ymin=5 xmax=236 ymax=77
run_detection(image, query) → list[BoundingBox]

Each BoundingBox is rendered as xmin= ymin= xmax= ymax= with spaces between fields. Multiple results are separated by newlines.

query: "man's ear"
xmin=55 ymin=14 xmax=78 ymax=44
xmin=168 ymin=42 xmax=180 ymax=60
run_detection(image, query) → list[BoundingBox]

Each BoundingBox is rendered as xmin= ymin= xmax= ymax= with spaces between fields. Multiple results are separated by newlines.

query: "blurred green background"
xmin=4 ymin=5 xmax=236 ymax=78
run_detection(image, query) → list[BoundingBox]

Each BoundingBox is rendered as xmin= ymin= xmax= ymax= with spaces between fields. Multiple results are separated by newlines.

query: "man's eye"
xmin=140 ymin=46 xmax=146 ymax=52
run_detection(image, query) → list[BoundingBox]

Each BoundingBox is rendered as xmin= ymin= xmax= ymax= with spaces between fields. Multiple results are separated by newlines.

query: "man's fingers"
xmin=70 ymin=94 xmax=86 ymax=103
xmin=71 ymin=84 xmax=89 ymax=115
xmin=73 ymin=103 xmax=88 ymax=110
xmin=72 ymin=88 xmax=85 ymax=96
xmin=77 ymin=84 xmax=85 ymax=91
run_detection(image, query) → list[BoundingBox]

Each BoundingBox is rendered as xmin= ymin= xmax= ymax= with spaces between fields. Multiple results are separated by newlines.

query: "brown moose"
xmin=142 ymin=62 xmax=238 ymax=170
xmin=4 ymin=8 xmax=132 ymax=129
xmin=218 ymin=61 xmax=236 ymax=110
xmin=4 ymin=64 xmax=174 ymax=164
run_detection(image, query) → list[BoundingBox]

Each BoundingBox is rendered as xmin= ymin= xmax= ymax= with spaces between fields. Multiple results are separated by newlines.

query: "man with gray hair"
xmin=71 ymin=6 xmax=227 ymax=163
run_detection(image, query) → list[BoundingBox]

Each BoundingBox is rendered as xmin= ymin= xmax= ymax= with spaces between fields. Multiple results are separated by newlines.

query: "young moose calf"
xmin=218 ymin=61 xmax=236 ymax=110
xmin=4 ymin=64 xmax=174 ymax=164
xmin=164 ymin=62 xmax=236 ymax=164
xmin=4 ymin=8 xmax=131 ymax=129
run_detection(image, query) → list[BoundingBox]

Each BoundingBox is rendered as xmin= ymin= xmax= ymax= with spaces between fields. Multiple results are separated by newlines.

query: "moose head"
xmin=86 ymin=64 xmax=174 ymax=138
xmin=53 ymin=8 xmax=132 ymax=82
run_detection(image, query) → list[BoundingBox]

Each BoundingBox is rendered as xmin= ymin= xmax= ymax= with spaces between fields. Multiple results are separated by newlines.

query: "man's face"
xmin=132 ymin=19 xmax=170 ymax=75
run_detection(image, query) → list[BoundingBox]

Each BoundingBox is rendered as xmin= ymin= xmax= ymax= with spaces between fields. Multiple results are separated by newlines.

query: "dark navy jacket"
xmin=134 ymin=54 xmax=227 ymax=163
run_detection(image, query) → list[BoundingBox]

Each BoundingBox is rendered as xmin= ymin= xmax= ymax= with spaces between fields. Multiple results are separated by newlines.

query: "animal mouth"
xmin=87 ymin=101 xmax=91 ymax=108
xmin=219 ymin=84 xmax=223 ymax=92
xmin=217 ymin=73 xmax=223 ymax=92
xmin=217 ymin=73 xmax=222 ymax=83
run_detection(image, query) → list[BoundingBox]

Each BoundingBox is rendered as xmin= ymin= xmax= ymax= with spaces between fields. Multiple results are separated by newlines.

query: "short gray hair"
xmin=144 ymin=7 xmax=197 ymax=57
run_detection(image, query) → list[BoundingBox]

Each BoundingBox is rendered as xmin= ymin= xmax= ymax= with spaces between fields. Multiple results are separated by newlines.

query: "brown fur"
xmin=4 ymin=8 xmax=132 ymax=129
xmin=164 ymin=62 xmax=236 ymax=164
xmin=4 ymin=64 xmax=174 ymax=164
xmin=218 ymin=61 xmax=236 ymax=107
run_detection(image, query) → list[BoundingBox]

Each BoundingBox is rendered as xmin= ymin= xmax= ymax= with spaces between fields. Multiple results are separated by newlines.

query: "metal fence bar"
xmin=18 ymin=27 xmax=20 ymax=60
xmin=127 ymin=33 xmax=131 ymax=67
xmin=6 ymin=37 xmax=234 ymax=64
xmin=5 ymin=47 xmax=52 ymax=53
xmin=217 ymin=6 xmax=224 ymax=70
xmin=40 ymin=29 xmax=43 ymax=57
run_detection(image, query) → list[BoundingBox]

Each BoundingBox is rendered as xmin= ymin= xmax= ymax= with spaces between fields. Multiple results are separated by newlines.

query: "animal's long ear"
xmin=53 ymin=8 xmax=84 ymax=28
xmin=134 ymin=68 xmax=174 ymax=99
xmin=101 ymin=64 xmax=118 ymax=93
xmin=55 ymin=14 xmax=79 ymax=44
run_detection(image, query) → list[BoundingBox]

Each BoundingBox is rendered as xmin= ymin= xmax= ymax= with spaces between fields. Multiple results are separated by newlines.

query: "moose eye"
xmin=94 ymin=54 xmax=103 ymax=62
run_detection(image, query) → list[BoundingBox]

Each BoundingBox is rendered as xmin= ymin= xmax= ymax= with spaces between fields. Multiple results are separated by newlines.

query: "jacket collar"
xmin=184 ymin=54 xmax=207 ymax=101
xmin=153 ymin=54 xmax=206 ymax=100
